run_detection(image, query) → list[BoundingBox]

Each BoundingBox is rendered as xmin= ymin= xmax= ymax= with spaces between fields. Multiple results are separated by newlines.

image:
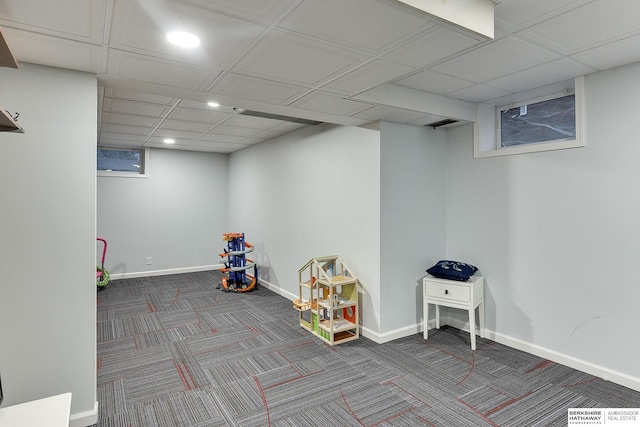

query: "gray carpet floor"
xmin=96 ymin=271 xmax=640 ymax=426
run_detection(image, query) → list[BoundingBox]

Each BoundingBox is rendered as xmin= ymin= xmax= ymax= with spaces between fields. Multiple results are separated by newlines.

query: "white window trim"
xmin=97 ymin=147 xmax=149 ymax=178
xmin=474 ymin=76 xmax=585 ymax=158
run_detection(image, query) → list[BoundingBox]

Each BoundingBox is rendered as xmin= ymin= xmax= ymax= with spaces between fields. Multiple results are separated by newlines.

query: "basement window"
xmin=499 ymin=92 xmax=577 ymax=148
xmin=97 ymin=147 xmax=148 ymax=177
xmin=474 ymin=76 xmax=584 ymax=158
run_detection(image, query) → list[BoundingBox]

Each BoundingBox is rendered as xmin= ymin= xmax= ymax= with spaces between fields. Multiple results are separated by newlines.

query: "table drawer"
xmin=424 ymin=281 xmax=470 ymax=302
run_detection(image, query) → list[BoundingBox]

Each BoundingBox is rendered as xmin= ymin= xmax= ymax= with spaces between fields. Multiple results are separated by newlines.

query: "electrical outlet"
xmin=146 ymin=257 xmax=152 ymax=265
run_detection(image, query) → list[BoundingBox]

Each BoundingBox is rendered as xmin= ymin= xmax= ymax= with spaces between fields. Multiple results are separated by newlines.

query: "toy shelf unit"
xmin=294 ymin=256 xmax=359 ymax=345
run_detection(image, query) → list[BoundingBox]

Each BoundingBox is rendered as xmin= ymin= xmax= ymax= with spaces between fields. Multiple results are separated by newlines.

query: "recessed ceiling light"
xmin=163 ymin=138 xmax=175 ymax=144
xmin=207 ymin=102 xmax=220 ymax=108
xmin=166 ymin=31 xmax=200 ymax=48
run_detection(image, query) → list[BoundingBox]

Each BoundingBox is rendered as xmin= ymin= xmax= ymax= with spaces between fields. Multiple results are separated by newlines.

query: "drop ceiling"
xmin=1 ymin=0 xmax=640 ymax=153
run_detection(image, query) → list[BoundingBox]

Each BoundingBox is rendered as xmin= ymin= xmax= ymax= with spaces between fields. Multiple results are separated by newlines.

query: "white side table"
xmin=0 ymin=392 xmax=71 ymax=427
xmin=423 ymin=274 xmax=484 ymax=350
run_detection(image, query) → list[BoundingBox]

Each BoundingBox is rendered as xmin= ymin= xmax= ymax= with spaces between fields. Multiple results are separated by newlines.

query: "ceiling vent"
xmin=236 ymin=108 xmax=323 ymax=126
xmin=426 ymin=118 xmax=460 ymax=128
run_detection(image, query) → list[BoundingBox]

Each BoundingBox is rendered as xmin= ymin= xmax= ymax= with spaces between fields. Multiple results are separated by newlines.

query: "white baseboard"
xmin=257 ymin=278 xmax=298 ymax=301
xmin=486 ymin=329 xmax=640 ymax=393
xmin=159 ymin=276 xmax=640 ymax=393
xmin=361 ymin=322 xmax=423 ymax=344
xmin=348 ymin=313 xmax=640 ymax=393
xmin=429 ymin=316 xmax=640 ymax=393
xmin=70 ymin=401 xmax=98 ymax=427
xmin=109 ymin=264 xmax=222 ymax=280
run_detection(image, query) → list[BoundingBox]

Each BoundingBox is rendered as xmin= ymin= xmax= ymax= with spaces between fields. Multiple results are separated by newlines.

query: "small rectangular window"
xmin=97 ymin=147 xmax=148 ymax=177
xmin=499 ymin=94 xmax=575 ymax=148
xmin=474 ymin=77 xmax=585 ymax=158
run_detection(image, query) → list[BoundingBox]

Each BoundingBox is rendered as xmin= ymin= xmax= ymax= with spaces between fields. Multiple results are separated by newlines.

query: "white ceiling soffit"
xmin=350 ymin=83 xmax=476 ymax=123
xmin=354 ymin=0 xmax=495 ymax=121
xmin=393 ymin=0 xmax=495 ymax=39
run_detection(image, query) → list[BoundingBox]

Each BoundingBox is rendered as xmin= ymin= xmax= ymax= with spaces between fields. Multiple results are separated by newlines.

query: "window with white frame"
xmin=499 ymin=93 xmax=576 ymax=148
xmin=97 ymin=147 xmax=149 ymax=177
xmin=474 ymin=76 xmax=584 ymax=158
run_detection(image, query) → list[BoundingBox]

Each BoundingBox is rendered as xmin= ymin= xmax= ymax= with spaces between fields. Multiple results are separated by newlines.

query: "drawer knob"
xmin=445 ymin=289 xmax=449 ymax=295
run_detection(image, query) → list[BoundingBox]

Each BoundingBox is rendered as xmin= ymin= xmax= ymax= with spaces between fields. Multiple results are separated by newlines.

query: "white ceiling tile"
xmin=159 ymin=119 xmax=211 ymax=133
xmin=395 ymin=70 xmax=473 ymax=95
xmin=213 ymin=145 xmax=242 ymax=153
xmin=0 ymin=0 xmax=105 ymax=42
xmin=290 ymin=91 xmax=372 ymax=116
xmin=177 ymin=0 xmax=299 ymax=26
xmin=102 ymin=112 xmax=160 ymax=128
xmin=2 ymin=28 xmax=102 ymax=73
xmin=188 ymin=139 xmax=232 ymax=148
xmin=278 ymin=0 xmax=432 ymax=54
xmin=99 ymin=132 xmax=147 ymax=144
xmin=186 ymin=145 xmax=233 ymax=153
xmin=432 ymin=36 xmax=560 ymax=82
xmin=250 ymin=129 xmax=285 ymax=140
xmin=570 ymin=34 xmax=640 ymax=70
xmin=233 ymin=29 xmax=370 ymax=86
xmin=197 ymin=133 xmax=245 ymax=143
xmin=447 ymin=84 xmax=512 ymax=103
xmin=168 ymin=107 xmax=229 ymax=124
xmin=107 ymin=50 xmax=215 ymax=90
xmin=383 ymin=26 xmax=484 ymax=68
xmin=98 ymin=140 xmax=146 ymax=149
xmin=110 ymin=0 xmax=265 ymax=67
xmin=487 ymin=58 xmax=595 ymax=93
xmin=239 ymin=137 xmax=267 ymax=146
xmin=494 ymin=0 xmax=592 ymax=32
xmin=103 ymin=98 xmax=171 ymax=117
xmin=323 ymin=59 xmax=414 ymax=94
xmin=209 ymin=124 xmax=260 ymax=137
xmin=144 ymin=141 xmax=187 ymax=149
xmin=151 ymin=128 xmax=202 ymax=140
xmin=177 ymin=99 xmax=212 ymax=109
xmin=232 ymin=141 xmax=253 ymax=148
xmin=185 ymin=140 xmax=241 ymax=153
xmin=102 ymin=123 xmax=152 ymax=136
xmin=518 ymin=0 xmax=640 ymax=54
xmin=104 ymin=88 xmax=176 ymax=105
xmin=210 ymin=72 xmax=308 ymax=104
xmin=178 ymin=145 xmax=220 ymax=153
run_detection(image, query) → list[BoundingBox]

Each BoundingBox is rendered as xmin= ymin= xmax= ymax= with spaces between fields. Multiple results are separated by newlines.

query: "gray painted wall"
xmin=445 ymin=61 xmax=640 ymax=383
xmin=227 ymin=124 xmax=382 ymax=334
xmin=379 ymin=121 xmax=447 ymax=335
xmin=97 ymin=149 xmax=229 ymax=276
xmin=0 ymin=64 xmax=97 ymax=419
xmin=4 ymin=58 xmax=635 ymax=418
